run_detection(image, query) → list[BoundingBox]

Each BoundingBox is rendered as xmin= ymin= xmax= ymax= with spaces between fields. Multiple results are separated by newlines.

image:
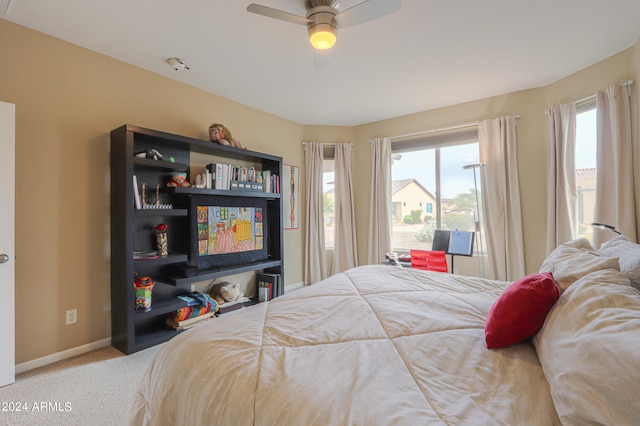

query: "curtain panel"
xmin=331 ymin=143 xmax=358 ymax=274
xmin=303 ymin=142 xmax=327 ymax=284
xmin=367 ymin=138 xmax=392 ymax=265
xmin=593 ymin=83 xmax=637 ymax=246
xmin=478 ymin=116 xmax=525 ymax=281
xmin=545 ymin=102 xmax=577 ymax=254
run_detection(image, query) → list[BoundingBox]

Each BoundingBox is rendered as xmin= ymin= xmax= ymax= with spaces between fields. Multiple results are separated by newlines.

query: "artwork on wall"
xmin=283 ymin=164 xmax=299 ymax=230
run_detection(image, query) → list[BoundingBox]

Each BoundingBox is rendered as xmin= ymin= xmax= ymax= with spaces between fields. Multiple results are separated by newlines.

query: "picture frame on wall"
xmin=283 ymin=164 xmax=299 ymax=230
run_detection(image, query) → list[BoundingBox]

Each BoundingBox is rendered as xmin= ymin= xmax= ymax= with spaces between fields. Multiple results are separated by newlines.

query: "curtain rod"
xmin=546 ymin=80 xmax=635 ymax=115
xmin=301 ymin=142 xmax=353 ymax=146
xmin=389 ymin=114 xmax=520 ymax=142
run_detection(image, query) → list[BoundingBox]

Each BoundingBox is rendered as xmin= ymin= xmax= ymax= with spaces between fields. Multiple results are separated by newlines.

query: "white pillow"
xmin=539 ymin=238 xmax=620 ymax=291
xmin=533 ymin=268 xmax=640 ymax=424
xmin=597 ymin=235 xmax=640 ymax=290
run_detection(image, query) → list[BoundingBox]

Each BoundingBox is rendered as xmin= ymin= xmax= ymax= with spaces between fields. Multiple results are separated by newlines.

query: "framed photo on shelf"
xmin=283 ymin=164 xmax=299 ymax=230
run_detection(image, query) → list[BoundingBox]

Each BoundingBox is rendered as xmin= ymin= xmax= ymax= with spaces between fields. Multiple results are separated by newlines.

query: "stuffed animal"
xmin=166 ymin=171 xmax=191 ymax=187
xmin=134 ymin=148 xmax=163 ymax=160
xmin=208 ymin=123 xmax=245 ymax=149
xmin=209 ymin=281 xmax=244 ymax=303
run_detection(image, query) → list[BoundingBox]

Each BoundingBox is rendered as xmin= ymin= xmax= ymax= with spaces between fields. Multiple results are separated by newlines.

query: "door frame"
xmin=0 ymin=100 xmax=16 ymax=388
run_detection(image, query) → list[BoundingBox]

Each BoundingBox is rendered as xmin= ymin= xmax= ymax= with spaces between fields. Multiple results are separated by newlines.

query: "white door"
xmin=0 ymin=101 xmax=15 ymax=387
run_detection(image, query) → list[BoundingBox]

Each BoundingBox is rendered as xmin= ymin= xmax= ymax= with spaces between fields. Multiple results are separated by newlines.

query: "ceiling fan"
xmin=246 ymin=0 xmax=401 ymax=50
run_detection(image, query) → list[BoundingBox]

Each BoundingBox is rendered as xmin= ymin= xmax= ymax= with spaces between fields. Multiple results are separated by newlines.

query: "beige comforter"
xmin=127 ymin=265 xmax=559 ymax=425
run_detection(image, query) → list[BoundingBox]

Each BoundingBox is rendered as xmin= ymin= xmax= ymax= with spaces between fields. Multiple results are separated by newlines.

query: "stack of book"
xmin=166 ymin=292 xmax=218 ymax=330
xmin=257 ymin=272 xmax=283 ymax=302
xmin=166 ymin=311 xmax=215 ymax=330
xmin=192 ymin=163 xmax=279 ymax=193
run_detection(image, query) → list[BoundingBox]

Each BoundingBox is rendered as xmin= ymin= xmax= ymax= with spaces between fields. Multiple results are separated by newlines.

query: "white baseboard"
xmin=16 ymin=337 xmax=111 ymax=374
xmin=285 ymin=281 xmax=304 ymax=292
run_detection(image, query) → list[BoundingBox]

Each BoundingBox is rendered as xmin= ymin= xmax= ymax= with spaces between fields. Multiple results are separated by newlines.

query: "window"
xmin=575 ymin=104 xmax=597 ymax=241
xmin=391 ymin=129 xmax=484 ymax=255
xmin=323 ymin=158 xmax=335 ymax=249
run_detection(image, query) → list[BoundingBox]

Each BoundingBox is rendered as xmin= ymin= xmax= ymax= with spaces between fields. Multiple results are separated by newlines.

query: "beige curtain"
xmin=593 ymin=83 xmax=637 ymax=246
xmin=545 ymin=102 xmax=577 ymax=254
xmin=331 ymin=143 xmax=358 ymax=274
xmin=367 ymin=138 xmax=392 ymax=264
xmin=304 ymin=142 xmax=327 ymax=284
xmin=478 ymin=116 xmax=525 ymax=281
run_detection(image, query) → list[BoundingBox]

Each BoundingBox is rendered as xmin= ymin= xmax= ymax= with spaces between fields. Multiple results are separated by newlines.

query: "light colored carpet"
xmin=0 ymin=344 xmax=163 ymax=426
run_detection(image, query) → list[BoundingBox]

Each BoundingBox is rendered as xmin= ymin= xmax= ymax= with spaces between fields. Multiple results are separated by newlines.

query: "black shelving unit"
xmin=110 ymin=124 xmax=284 ymax=354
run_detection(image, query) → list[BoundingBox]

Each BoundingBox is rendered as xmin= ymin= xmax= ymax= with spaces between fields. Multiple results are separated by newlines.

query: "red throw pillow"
xmin=485 ymin=272 xmax=560 ymax=349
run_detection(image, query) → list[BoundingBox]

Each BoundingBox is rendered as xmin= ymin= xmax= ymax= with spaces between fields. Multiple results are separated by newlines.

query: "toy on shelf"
xmin=166 ymin=171 xmax=190 ymax=188
xmin=140 ymin=183 xmax=173 ymax=209
xmin=209 ymin=281 xmax=245 ymax=305
xmin=208 ymin=123 xmax=245 ymax=149
xmin=155 ymin=223 xmax=168 ymax=256
xmin=134 ymin=148 xmax=164 ymax=160
xmin=134 ymin=274 xmax=155 ymax=311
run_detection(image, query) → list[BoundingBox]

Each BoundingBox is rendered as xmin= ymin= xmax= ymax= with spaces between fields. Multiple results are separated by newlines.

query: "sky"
xmin=392 ymin=143 xmax=480 ymax=199
xmin=576 ymin=108 xmax=596 ymax=168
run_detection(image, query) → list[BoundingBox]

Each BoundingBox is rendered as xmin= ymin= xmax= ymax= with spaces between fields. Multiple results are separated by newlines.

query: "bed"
xmin=127 ymin=237 xmax=640 ymax=425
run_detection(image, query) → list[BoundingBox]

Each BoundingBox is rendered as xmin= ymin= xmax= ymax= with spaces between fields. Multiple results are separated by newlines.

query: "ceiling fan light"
xmin=309 ymin=24 xmax=336 ymax=50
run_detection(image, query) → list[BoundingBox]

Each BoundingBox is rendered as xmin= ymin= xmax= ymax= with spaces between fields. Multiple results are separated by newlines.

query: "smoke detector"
xmin=166 ymin=58 xmax=190 ymax=71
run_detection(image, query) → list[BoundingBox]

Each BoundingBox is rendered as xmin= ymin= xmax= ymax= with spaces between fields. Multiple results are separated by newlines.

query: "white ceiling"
xmin=3 ymin=0 xmax=640 ymax=126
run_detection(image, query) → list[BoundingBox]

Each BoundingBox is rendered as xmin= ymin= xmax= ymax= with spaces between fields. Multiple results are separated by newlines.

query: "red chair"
xmin=410 ymin=249 xmax=449 ymax=273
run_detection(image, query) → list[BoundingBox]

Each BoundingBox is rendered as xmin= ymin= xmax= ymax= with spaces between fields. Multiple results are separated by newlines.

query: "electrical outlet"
xmin=65 ymin=309 xmax=77 ymax=325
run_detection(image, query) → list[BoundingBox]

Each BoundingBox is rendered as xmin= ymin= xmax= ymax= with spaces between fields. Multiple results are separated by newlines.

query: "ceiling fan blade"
xmin=246 ymin=4 xmax=310 ymax=26
xmin=335 ymin=0 xmax=400 ymax=28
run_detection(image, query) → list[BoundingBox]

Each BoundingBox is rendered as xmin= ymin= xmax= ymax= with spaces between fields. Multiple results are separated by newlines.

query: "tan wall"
xmin=0 ymin=20 xmax=306 ymax=364
xmin=2 ymin=18 xmax=638 ymax=365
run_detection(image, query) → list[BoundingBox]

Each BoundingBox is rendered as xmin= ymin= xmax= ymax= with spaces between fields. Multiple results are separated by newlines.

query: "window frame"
xmin=391 ymin=128 xmax=479 ymax=234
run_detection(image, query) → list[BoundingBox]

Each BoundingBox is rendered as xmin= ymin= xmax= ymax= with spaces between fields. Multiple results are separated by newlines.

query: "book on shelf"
xmin=166 ymin=311 xmax=215 ymax=330
xmin=217 ymin=297 xmax=252 ymax=315
xmin=257 ymin=272 xmax=282 ymax=301
xmin=258 ymin=280 xmax=272 ymax=302
xmin=215 ymin=163 xmax=224 ymax=190
xmin=133 ymin=175 xmax=142 ymax=209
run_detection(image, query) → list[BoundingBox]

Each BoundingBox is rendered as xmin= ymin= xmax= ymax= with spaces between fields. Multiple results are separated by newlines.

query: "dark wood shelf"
xmin=133 ymin=157 xmax=188 ymax=171
xmin=134 ymin=208 xmax=188 ymax=217
xmin=135 ymin=296 xmax=188 ymax=319
xmin=133 ymin=254 xmax=188 ymax=267
xmin=165 ymin=260 xmax=284 ymax=286
xmin=169 ymin=186 xmax=280 ymax=199
xmin=111 ymin=124 xmax=284 ymax=355
xmin=132 ymin=326 xmax=183 ymax=354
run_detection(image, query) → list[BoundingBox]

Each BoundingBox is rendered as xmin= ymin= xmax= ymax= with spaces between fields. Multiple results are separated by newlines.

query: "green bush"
xmin=416 ymin=221 xmax=435 ymax=242
xmin=410 ymin=210 xmax=422 ymax=224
